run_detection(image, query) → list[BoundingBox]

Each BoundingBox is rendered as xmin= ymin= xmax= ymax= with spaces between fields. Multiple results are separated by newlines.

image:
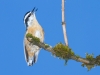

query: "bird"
xmin=23 ymin=7 xmax=44 ymax=66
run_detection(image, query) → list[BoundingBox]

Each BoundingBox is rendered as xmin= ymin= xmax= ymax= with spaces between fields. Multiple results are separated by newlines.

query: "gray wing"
xmin=23 ymin=37 xmax=40 ymax=66
xmin=23 ymin=38 xmax=28 ymax=63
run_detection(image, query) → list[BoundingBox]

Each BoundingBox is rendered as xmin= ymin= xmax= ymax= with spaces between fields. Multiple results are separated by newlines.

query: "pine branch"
xmin=26 ymin=33 xmax=100 ymax=71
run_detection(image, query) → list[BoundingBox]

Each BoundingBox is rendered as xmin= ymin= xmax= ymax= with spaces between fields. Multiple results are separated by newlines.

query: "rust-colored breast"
xmin=24 ymin=20 xmax=44 ymax=58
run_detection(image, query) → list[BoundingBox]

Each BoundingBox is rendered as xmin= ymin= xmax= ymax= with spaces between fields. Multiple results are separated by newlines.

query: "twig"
xmin=62 ymin=0 xmax=68 ymax=46
xmin=26 ymin=34 xmax=94 ymax=65
xmin=26 ymin=33 xmax=100 ymax=70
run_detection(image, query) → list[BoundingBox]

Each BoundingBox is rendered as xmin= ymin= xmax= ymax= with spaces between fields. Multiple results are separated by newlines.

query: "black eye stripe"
xmin=25 ymin=13 xmax=31 ymax=24
xmin=23 ymin=11 xmax=30 ymax=21
xmin=24 ymin=11 xmax=32 ymax=28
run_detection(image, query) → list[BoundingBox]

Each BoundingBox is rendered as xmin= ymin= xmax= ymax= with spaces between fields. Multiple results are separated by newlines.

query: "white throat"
xmin=27 ymin=13 xmax=36 ymax=27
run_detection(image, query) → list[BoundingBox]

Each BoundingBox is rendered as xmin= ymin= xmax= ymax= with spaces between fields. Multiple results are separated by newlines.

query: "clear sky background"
xmin=0 ymin=0 xmax=100 ymax=75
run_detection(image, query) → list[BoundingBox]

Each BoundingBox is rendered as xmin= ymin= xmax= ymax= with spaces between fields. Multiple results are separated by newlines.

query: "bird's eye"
xmin=24 ymin=13 xmax=32 ymax=24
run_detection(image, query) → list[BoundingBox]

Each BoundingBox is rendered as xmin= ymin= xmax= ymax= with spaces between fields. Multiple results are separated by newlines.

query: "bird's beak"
xmin=32 ymin=7 xmax=36 ymax=13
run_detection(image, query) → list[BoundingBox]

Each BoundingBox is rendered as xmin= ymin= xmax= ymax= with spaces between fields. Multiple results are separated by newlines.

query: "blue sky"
xmin=0 ymin=0 xmax=100 ymax=75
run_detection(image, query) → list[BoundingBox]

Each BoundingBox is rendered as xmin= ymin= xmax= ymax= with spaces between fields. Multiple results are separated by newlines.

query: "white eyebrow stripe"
xmin=24 ymin=12 xmax=31 ymax=24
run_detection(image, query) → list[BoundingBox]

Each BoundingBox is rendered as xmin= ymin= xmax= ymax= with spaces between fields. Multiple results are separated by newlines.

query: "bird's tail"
xmin=27 ymin=50 xmax=40 ymax=66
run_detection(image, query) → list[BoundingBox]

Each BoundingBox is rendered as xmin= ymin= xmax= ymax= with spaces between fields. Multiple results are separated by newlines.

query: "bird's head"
xmin=24 ymin=7 xmax=38 ymax=28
